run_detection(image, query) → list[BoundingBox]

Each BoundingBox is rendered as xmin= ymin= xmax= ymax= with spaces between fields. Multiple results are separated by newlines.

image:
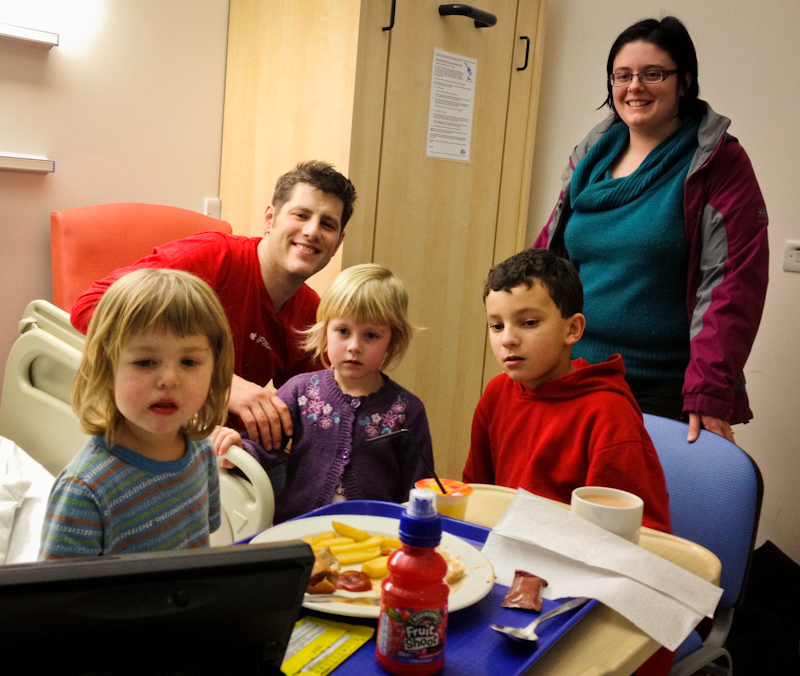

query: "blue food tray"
xmin=243 ymin=500 xmax=596 ymax=676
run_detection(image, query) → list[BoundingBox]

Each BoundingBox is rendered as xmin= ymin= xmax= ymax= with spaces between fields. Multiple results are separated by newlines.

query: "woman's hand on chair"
xmin=687 ymin=413 xmax=734 ymax=443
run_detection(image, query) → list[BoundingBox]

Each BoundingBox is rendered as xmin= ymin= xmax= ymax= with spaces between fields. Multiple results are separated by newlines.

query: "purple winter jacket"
xmin=535 ymin=102 xmax=768 ymax=424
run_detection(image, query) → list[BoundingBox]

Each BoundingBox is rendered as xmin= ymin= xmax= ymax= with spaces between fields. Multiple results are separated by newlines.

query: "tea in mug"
xmin=581 ymin=495 xmax=636 ymax=509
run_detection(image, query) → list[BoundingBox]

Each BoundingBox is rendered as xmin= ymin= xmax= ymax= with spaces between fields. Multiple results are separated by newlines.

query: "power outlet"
xmin=783 ymin=240 xmax=800 ymax=273
xmin=203 ymin=197 xmax=221 ymax=220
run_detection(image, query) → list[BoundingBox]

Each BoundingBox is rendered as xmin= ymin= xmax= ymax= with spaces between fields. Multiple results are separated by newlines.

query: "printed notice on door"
xmin=426 ymin=49 xmax=477 ymax=162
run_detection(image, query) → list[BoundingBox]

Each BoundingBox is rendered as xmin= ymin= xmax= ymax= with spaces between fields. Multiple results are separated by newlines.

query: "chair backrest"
xmin=0 ymin=300 xmax=273 ymax=540
xmin=643 ymin=414 xmax=763 ymax=608
xmin=50 ymin=202 xmax=232 ymax=312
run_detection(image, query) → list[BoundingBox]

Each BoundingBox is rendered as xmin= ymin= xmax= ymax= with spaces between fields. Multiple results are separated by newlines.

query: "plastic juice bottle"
xmin=376 ymin=489 xmax=449 ymax=675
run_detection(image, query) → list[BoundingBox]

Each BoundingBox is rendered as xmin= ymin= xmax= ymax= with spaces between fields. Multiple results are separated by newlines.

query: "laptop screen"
xmin=0 ymin=542 xmax=313 ymax=674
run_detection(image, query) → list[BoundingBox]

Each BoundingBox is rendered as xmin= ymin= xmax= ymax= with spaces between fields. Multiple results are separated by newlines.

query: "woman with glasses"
xmin=535 ymin=16 xmax=768 ymax=445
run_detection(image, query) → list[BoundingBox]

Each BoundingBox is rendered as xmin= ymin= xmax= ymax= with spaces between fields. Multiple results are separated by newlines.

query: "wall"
xmin=527 ymin=1 xmax=800 ymax=562
xmin=0 ymin=0 xmax=230 ymax=388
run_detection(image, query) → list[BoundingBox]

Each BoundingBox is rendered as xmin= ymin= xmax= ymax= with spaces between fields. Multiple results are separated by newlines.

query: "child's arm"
xmin=211 ymin=425 xmax=243 ymax=469
xmin=585 ymin=406 xmax=672 ymax=534
xmin=587 ymin=445 xmax=671 ymax=534
xmin=212 ymin=376 xmax=301 ymax=464
xmin=38 ymin=479 xmax=103 ymax=559
xmin=462 ymin=393 xmax=496 ymax=484
xmin=213 ymin=423 xmax=286 ymax=469
xmin=226 ymin=382 xmax=300 ymax=470
xmin=228 ymin=375 xmax=294 ymax=452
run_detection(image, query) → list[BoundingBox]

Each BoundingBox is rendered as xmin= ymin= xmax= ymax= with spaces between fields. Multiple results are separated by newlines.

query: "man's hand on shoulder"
xmin=687 ymin=413 xmax=734 ymax=443
xmin=228 ymin=374 xmax=293 ymax=450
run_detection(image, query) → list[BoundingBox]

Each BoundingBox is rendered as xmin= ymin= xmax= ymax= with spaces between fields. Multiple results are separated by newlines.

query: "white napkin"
xmin=481 ymin=490 xmax=723 ymax=651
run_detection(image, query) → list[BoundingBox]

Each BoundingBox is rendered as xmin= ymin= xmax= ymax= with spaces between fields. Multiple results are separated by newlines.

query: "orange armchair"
xmin=50 ymin=202 xmax=233 ymax=312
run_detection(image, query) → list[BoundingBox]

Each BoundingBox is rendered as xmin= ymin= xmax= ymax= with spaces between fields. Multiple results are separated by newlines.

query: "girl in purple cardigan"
xmin=217 ymin=264 xmax=435 ymax=523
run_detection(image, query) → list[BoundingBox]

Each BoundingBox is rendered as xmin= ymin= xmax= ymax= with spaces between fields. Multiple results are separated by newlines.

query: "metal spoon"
xmin=490 ymin=596 xmax=591 ymax=642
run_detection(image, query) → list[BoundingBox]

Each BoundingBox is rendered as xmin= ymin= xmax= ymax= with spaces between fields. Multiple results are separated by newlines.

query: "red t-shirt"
xmin=71 ymin=232 xmax=319 ymax=388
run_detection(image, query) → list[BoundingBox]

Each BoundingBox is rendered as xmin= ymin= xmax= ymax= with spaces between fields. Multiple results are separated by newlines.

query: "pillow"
xmin=1 ymin=436 xmax=57 ymax=563
xmin=0 ymin=477 xmax=32 ymax=564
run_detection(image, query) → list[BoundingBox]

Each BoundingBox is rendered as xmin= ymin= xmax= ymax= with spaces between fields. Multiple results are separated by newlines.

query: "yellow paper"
xmin=281 ymin=616 xmax=374 ymax=676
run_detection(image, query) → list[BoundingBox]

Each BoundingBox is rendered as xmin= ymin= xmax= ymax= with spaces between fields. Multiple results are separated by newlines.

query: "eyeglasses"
xmin=609 ymin=70 xmax=678 ymax=86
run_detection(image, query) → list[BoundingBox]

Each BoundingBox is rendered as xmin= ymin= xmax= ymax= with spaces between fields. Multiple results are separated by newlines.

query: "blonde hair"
xmin=304 ymin=264 xmax=413 ymax=371
xmin=73 ymin=268 xmax=234 ymax=444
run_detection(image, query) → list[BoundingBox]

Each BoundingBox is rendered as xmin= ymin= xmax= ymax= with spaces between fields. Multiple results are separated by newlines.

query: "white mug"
xmin=570 ymin=486 xmax=644 ymax=544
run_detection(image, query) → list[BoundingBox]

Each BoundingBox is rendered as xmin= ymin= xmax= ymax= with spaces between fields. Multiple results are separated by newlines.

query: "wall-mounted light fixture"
xmin=0 ymin=22 xmax=59 ymax=48
xmin=0 ymin=153 xmax=55 ymax=174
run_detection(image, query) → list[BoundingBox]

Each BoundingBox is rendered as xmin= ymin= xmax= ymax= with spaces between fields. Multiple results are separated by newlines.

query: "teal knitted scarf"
xmin=571 ymin=118 xmax=700 ymax=211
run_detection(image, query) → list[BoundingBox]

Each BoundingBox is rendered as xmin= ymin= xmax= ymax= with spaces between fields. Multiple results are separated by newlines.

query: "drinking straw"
xmin=365 ymin=428 xmax=447 ymax=494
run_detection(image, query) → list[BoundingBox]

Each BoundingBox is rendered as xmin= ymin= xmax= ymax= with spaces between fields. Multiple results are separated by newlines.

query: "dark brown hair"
xmin=484 ymin=249 xmax=584 ymax=318
xmin=603 ymin=16 xmax=702 ymax=122
xmin=272 ymin=160 xmax=357 ymax=229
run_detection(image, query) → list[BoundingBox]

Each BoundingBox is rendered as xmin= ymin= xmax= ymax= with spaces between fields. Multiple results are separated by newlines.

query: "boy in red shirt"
xmin=463 ymin=248 xmax=670 ymax=533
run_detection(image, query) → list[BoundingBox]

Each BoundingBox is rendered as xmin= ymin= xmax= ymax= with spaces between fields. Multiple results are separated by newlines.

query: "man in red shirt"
xmin=71 ymin=160 xmax=356 ymax=451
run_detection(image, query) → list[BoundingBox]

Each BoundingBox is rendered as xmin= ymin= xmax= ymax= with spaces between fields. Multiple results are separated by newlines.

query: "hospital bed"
xmin=0 ymin=300 xmax=274 ymax=562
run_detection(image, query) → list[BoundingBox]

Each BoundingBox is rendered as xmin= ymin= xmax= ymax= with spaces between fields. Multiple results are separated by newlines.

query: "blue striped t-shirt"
xmin=39 ymin=435 xmax=220 ymax=559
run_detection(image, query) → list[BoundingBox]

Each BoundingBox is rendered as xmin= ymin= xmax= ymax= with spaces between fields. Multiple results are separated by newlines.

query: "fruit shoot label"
xmin=378 ymin=605 xmax=448 ymax=664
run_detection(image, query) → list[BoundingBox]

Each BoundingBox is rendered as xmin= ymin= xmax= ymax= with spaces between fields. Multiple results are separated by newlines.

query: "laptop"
xmin=0 ymin=542 xmax=314 ymax=674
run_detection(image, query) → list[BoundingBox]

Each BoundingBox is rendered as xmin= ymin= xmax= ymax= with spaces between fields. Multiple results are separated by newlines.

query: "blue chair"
xmin=643 ymin=414 xmax=763 ymax=676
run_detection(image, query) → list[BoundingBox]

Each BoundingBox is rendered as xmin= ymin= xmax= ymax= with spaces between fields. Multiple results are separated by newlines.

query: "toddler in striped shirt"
xmin=39 ymin=268 xmax=238 ymax=558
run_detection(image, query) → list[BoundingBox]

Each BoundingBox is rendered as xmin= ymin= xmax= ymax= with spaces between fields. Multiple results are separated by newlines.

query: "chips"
xmin=305 ymin=521 xmax=465 ymax=596
xmin=305 ymin=522 xmax=402 ymax=588
xmin=332 ymin=521 xmax=372 ymax=542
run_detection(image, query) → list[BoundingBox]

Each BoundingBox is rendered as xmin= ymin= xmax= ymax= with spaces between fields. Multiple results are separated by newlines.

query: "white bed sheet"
xmin=1 ymin=436 xmax=56 ymax=564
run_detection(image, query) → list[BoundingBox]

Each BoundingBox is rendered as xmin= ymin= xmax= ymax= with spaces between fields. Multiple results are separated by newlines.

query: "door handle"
xmin=383 ymin=0 xmax=396 ymax=31
xmin=517 ymin=36 xmax=530 ymax=71
xmin=438 ymin=4 xmax=497 ymax=28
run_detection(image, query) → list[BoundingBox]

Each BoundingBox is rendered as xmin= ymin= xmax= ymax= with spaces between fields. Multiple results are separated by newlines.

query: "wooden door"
xmin=220 ymin=0 xmax=362 ymax=293
xmin=220 ymin=0 xmax=546 ymax=480
xmin=345 ymin=0 xmax=540 ymax=479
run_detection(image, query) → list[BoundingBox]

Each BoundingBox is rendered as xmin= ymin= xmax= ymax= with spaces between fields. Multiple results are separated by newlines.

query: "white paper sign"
xmin=426 ymin=49 xmax=477 ymax=162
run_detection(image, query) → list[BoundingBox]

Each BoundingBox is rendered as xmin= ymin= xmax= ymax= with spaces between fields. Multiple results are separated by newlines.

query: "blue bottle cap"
xmin=399 ymin=488 xmax=442 ymax=547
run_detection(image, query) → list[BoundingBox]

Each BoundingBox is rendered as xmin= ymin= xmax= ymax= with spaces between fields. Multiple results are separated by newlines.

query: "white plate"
xmin=250 ymin=514 xmax=495 ymax=618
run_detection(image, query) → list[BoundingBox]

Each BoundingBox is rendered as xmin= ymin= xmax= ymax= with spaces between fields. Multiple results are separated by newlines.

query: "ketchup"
xmin=376 ymin=489 xmax=448 ymax=675
xmin=335 ymin=571 xmax=372 ymax=593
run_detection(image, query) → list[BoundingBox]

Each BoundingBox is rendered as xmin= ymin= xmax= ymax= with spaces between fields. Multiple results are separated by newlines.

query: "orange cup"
xmin=414 ymin=478 xmax=473 ymax=520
